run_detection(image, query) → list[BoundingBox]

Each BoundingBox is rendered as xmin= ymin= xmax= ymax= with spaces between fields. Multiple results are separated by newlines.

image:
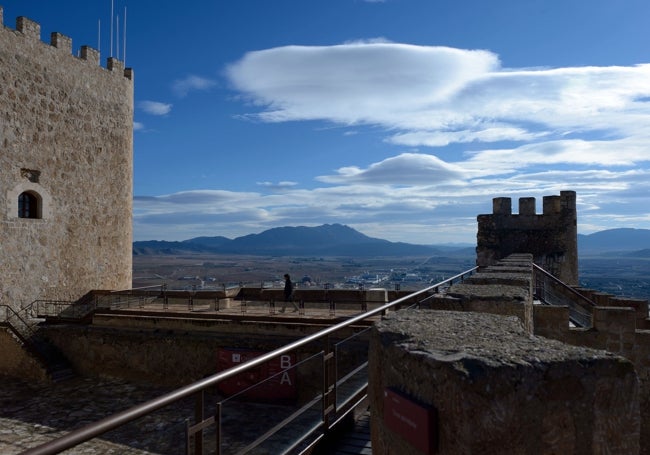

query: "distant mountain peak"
xmin=133 ymin=224 xmax=440 ymax=257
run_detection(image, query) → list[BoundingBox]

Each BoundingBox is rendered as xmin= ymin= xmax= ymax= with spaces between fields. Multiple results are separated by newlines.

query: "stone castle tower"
xmin=476 ymin=191 xmax=578 ymax=284
xmin=0 ymin=9 xmax=133 ymax=311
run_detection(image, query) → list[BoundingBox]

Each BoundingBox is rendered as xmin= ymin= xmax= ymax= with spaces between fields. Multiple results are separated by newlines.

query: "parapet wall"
xmin=0 ymin=8 xmax=133 ymax=311
xmin=423 ymin=254 xmax=650 ymax=453
xmin=534 ymin=292 xmax=650 ymax=452
xmin=0 ymin=326 xmax=48 ymax=381
xmin=477 ymin=191 xmax=578 ymax=285
xmin=369 ymin=310 xmax=639 ymax=454
xmin=39 ymin=317 xmax=369 ymax=405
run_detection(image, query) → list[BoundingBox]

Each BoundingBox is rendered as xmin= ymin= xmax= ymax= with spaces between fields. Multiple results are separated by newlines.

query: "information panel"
xmin=384 ymin=387 xmax=437 ymax=454
xmin=217 ymin=348 xmax=297 ymax=402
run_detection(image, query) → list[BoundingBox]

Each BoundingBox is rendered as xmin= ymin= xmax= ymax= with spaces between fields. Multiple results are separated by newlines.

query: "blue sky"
xmin=4 ymin=1 xmax=650 ymax=244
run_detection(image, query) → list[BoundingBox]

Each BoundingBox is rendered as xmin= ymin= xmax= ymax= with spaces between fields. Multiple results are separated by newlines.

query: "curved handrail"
xmin=22 ymin=266 xmax=478 ymax=455
xmin=532 ymin=263 xmax=597 ymax=327
xmin=532 ymin=264 xmax=597 ymax=307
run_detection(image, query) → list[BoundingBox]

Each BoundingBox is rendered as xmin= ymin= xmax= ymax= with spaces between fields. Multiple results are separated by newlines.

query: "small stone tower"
xmin=0 ymin=9 xmax=134 ymax=311
xmin=476 ymin=191 xmax=578 ymax=284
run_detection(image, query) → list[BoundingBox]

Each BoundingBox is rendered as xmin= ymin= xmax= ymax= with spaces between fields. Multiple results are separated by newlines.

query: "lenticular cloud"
xmin=226 ymin=43 xmax=499 ymax=124
xmin=226 ymin=42 xmax=650 ymax=150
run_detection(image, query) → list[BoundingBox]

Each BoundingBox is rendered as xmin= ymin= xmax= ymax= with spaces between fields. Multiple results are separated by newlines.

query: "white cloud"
xmin=225 ymin=43 xmax=650 ymax=168
xmin=317 ymin=153 xmax=464 ymax=184
xmin=226 ymin=43 xmax=499 ymax=125
xmin=139 ymin=100 xmax=172 ymax=116
xmin=133 ymin=121 xmax=144 ymax=131
xmin=256 ymin=181 xmax=299 ymax=190
xmin=173 ymin=75 xmax=217 ymax=97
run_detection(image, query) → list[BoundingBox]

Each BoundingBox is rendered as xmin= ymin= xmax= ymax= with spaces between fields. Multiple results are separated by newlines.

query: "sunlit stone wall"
xmin=0 ymin=9 xmax=133 ymax=311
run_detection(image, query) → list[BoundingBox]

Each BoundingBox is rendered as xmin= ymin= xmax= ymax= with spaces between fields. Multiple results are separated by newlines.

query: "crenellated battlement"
xmin=0 ymin=7 xmax=132 ymax=80
xmin=476 ymin=191 xmax=578 ymax=284
xmin=490 ymin=190 xmax=576 ymax=216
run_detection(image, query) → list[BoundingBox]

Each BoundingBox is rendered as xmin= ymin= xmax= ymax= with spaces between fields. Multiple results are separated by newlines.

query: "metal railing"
xmin=21 ymin=266 xmax=478 ymax=455
xmin=1 ymin=304 xmax=38 ymax=342
xmin=533 ymin=264 xmax=596 ymax=328
xmin=0 ymin=304 xmax=52 ymax=371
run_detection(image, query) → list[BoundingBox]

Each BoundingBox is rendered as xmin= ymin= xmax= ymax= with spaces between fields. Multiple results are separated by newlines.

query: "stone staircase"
xmin=1 ymin=304 xmax=76 ymax=382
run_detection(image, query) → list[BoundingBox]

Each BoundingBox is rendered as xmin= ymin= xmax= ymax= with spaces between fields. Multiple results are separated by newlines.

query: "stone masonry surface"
xmin=0 ymin=8 xmax=133 ymax=312
xmin=369 ymin=310 xmax=640 ymax=454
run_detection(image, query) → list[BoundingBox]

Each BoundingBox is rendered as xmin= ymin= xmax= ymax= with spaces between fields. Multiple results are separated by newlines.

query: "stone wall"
xmin=427 ymin=254 xmax=650 ymax=453
xmin=0 ymin=9 xmax=133 ymax=312
xmin=0 ymin=326 xmax=48 ymax=381
xmin=40 ymin=316 xmax=370 ymax=404
xmin=369 ymin=310 xmax=640 ymax=454
xmin=534 ymin=301 xmax=650 ymax=452
xmin=424 ymin=254 xmax=535 ymax=333
xmin=476 ymin=191 xmax=578 ymax=285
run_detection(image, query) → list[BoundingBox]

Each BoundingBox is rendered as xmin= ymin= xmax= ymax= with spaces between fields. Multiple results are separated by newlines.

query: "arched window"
xmin=18 ymin=191 xmax=39 ymax=219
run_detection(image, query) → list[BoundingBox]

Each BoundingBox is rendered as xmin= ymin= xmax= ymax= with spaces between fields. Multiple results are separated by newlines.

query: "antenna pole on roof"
xmin=97 ymin=19 xmax=101 ymax=56
xmin=123 ymin=6 xmax=127 ymax=65
xmin=116 ymin=13 xmax=120 ymax=60
xmin=110 ymin=0 xmax=114 ymax=57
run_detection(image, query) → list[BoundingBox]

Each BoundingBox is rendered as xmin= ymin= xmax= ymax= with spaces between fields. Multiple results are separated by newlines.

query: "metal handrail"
xmin=532 ymin=264 xmax=597 ymax=307
xmin=532 ymin=263 xmax=597 ymax=327
xmin=0 ymin=304 xmax=51 ymax=369
xmin=1 ymin=304 xmax=38 ymax=340
xmin=22 ymin=266 xmax=478 ymax=455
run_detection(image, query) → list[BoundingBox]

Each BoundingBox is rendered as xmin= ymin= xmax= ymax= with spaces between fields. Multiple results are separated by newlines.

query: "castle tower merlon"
xmin=493 ymin=197 xmax=512 ymax=215
xmin=519 ymin=197 xmax=536 ymax=216
xmin=51 ymin=32 xmax=72 ymax=53
xmin=543 ymin=195 xmax=561 ymax=215
xmin=6 ymin=13 xmax=130 ymax=78
xmin=80 ymin=46 xmax=100 ymax=66
xmin=16 ymin=16 xmax=40 ymax=41
xmin=560 ymin=190 xmax=577 ymax=210
xmin=107 ymin=57 xmax=124 ymax=75
xmin=477 ymin=191 xmax=579 ymax=285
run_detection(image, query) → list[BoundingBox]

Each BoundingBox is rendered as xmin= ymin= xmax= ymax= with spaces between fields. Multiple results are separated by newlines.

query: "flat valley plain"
xmin=132 ymin=253 xmax=476 ymax=291
xmin=132 ymin=253 xmax=650 ymax=301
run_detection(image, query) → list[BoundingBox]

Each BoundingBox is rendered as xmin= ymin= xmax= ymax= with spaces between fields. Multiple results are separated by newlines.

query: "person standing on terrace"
xmin=281 ymin=273 xmax=299 ymax=312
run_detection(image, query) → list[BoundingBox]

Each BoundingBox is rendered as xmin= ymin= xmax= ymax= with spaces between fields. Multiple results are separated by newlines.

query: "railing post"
xmin=162 ymin=283 xmax=168 ymax=310
xmin=185 ymin=419 xmax=191 ymax=455
xmin=215 ymin=402 xmax=222 ymax=455
xmin=189 ymin=285 xmax=196 ymax=312
xmin=270 ymin=299 xmax=275 ymax=315
xmin=322 ymin=335 xmax=335 ymax=430
xmin=194 ymin=390 xmax=204 ymax=455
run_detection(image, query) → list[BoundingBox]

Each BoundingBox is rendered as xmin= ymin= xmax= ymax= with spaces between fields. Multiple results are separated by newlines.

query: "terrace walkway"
xmin=3 ymin=299 xmax=381 ymax=454
xmin=6 ymin=272 xmax=483 ymax=455
xmin=0 ymin=377 xmax=373 ymax=454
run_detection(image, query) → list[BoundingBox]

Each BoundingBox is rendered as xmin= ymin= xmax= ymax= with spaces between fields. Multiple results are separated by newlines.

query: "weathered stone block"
xmin=369 ymin=310 xmax=640 ymax=454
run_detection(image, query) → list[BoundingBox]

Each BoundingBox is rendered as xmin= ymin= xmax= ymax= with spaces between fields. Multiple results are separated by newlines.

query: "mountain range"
xmin=133 ymin=224 xmax=650 ymax=257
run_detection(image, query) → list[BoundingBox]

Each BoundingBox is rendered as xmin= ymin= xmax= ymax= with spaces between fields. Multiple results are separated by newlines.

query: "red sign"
xmin=217 ymin=349 xmax=297 ymax=402
xmin=384 ymin=388 xmax=437 ymax=454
